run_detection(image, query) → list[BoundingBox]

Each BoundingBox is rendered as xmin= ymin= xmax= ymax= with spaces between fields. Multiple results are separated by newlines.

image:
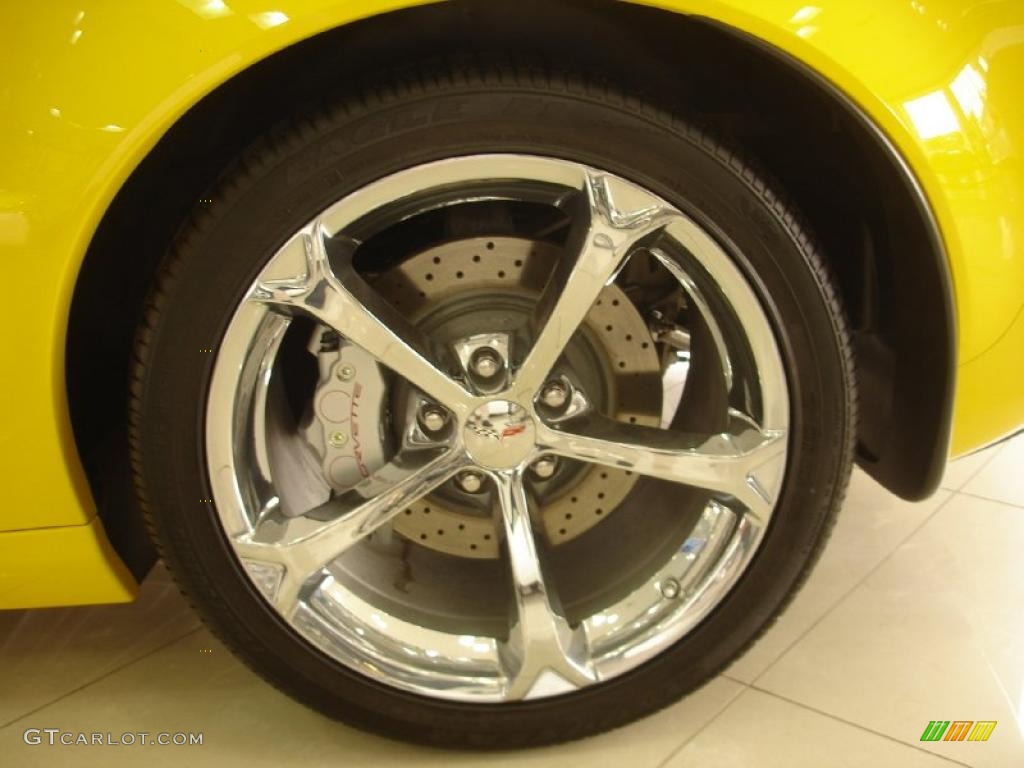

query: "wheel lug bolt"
xmin=336 ymin=364 xmax=356 ymax=381
xmin=539 ymin=380 xmax=569 ymax=409
xmin=456 ymin=470 xmax=486 ymax=494
xmin=328 ymin=430 xmax=348 ymax=448
xmin=531 ymin=457 xmax=557 ymax=479
xmin=418 ymin=405 xmax=448 ymax=434
xmin=470 ymin=347 xmax=503 ymax=379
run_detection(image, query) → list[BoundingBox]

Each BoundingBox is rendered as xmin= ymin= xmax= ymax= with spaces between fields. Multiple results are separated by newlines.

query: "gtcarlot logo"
xmin=23 ymin=729 xmax=203 ymax=746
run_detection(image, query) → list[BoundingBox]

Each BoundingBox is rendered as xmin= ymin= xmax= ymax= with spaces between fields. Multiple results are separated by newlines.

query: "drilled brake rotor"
xmin=374 ymin=236 xmax=662 ymax=558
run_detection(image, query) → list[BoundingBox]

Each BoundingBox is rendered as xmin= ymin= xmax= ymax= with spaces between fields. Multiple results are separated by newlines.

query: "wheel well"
xmin=67 ymin=0 xmax=954 ymax=577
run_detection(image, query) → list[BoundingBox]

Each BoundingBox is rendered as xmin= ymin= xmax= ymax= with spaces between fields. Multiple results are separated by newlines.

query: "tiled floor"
xmin=2 ymin=434 xmax=1023 ymax=766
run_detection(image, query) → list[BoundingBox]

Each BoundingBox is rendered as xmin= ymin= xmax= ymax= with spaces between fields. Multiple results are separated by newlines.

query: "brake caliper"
xmin=302 ymin=329 xmax=390 ymax=491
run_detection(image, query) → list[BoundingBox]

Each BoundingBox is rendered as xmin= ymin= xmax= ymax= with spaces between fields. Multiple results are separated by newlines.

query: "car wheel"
xmin=131 ymin=61 xmax=854 ymax=747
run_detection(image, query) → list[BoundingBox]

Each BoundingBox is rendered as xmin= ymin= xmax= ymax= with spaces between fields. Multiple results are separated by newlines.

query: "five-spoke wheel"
xmin=207 ymin=157 xmax=788 ymax=701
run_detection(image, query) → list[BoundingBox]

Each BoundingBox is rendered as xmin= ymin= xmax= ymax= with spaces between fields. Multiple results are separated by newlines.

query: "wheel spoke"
xmin=537 ymin=412 xmax=785 ymax=520
xmin=492 ymin=470 xmax=596 ymax=699
xmin=513 ymin=172 xmax=680 ymax=399
xmin=648 ymin=246 xmax=734 ymax=393
xmin=234 ymin=448 xmax=468 ymax=614
xmin=249 ymin=219 xmax=470 ymax=412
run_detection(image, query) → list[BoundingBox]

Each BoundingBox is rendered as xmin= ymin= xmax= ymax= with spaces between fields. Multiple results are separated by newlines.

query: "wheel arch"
xmin=66 ymin=0 xmax=954 ymax=577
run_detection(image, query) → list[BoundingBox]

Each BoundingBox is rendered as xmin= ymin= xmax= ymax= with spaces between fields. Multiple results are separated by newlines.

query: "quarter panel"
xmin=637 ymin=0 xmax=1024 ymax=455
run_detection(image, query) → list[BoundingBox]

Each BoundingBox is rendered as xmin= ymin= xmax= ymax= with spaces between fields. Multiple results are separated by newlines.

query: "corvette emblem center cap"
xmin=463 ymin=400 xmax=536 ymax=469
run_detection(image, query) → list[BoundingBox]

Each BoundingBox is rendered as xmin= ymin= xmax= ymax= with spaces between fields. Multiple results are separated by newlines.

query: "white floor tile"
xmin=941 ymin=445 xmax=999 ymax=491
xmin=728 ymin=470 xmax=949 ymax=683
xmin=961 ymin=433 xmax=1024 ymax=507
xmin=757 ymin=493 xmax=1024 ymax=767
xmin=0 ymin=562 xmax=200 ymax=726
xmin=666 ymin=688 xmax=958 ymax=768
xmin=0 ymin=627 xmax=744 ymax=767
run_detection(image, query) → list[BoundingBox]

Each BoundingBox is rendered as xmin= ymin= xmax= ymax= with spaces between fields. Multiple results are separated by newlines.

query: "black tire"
xmin=130 ymin=60 xmax=855 ymax=748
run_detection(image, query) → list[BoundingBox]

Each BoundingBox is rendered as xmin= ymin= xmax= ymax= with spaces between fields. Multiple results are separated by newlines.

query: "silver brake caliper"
xmin=302 ymin=328 xmax=390 ymax=492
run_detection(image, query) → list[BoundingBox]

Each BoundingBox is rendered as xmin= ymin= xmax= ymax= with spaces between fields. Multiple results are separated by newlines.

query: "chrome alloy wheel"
xmin=206 ymin=154 xmax=789 ymax=703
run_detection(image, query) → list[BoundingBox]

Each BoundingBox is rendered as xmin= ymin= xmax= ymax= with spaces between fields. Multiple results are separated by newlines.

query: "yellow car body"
xmin=1 ymin=0 xmax=1022 ymax=609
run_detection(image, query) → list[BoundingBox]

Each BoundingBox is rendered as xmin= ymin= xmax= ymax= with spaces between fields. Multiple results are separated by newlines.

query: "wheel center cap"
xmin=462 ymin=400 xmax=536 ymax=469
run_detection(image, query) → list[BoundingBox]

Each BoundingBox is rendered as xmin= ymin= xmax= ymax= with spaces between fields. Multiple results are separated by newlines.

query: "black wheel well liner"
xmin=67 ymin=0 xmax=954 ymax=579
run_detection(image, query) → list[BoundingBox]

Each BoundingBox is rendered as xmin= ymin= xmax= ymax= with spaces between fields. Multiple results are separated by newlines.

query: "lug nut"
xmin=531 ymin=457 xmax=558 ymax=479
xmin=470 ymin=347 xmax=503 ymax=379
xmin=418 ymin=405 xmax=448 ymax=434
xmin=328 ymin=430 xmax=349 ymax=448
xmin=660 ymin=578 xmax=681 ymax=599
xmin=539 ymin=380 xmax=569 ymax=409
xmin=456 ymin=470 xmax=486 ymax=494
xmin=336 ymin=364 xmax=356 ymax=381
